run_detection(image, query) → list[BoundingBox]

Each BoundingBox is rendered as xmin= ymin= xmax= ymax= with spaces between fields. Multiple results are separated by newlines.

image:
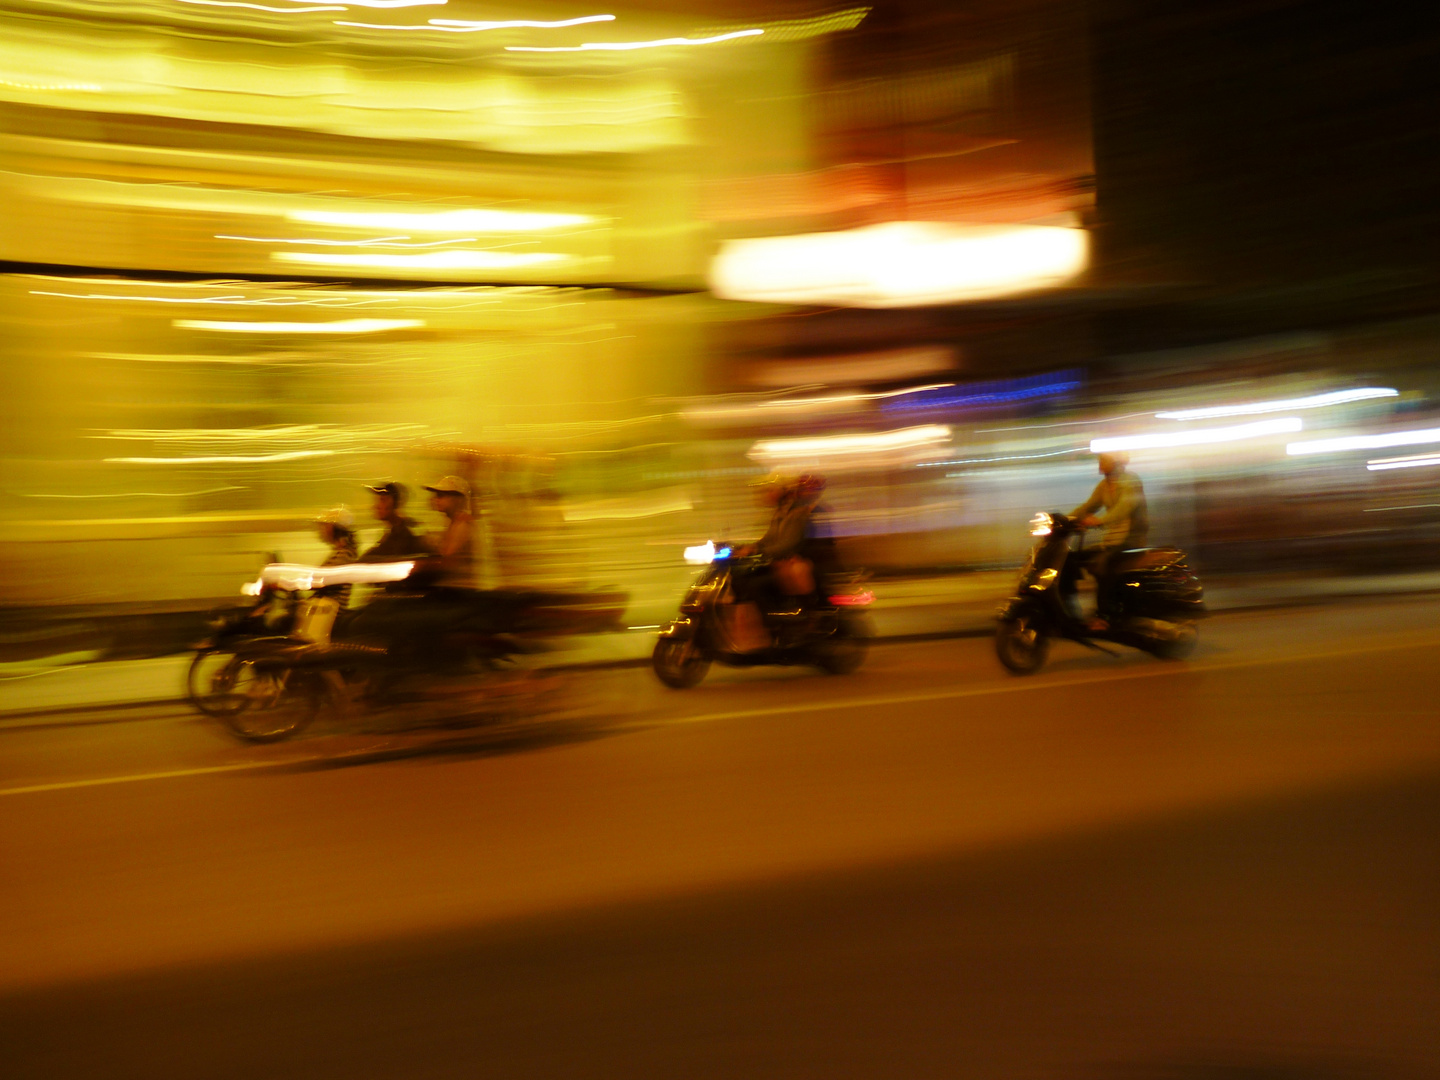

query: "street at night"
xmin=4 ymin=597 xmax=1439 ymax=1078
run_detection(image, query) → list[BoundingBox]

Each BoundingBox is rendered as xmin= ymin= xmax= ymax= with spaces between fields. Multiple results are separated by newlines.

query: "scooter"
xmin=994 ymin=512 xmax=1205 ymax=675
xmin=652 ymin=540 xmax=874 ymax=689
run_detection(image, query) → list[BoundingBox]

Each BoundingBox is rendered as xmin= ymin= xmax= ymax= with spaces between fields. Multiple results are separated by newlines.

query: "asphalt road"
xmin=3 ymin=597 xmax=1440 ymax=1079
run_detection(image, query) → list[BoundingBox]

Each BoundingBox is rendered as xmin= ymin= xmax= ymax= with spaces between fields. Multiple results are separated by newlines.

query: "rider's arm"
xmin=436 ymin=515 xmax=473 ymax=559
xmin=1069 ymin=480 xmax=1105 ymax=523
xmin=755 ymin=505 xmax=808 ymax=558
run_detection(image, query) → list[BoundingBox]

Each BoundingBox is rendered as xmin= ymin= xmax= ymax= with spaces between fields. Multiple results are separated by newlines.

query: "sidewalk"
xmin=4 ymin=568 xmax=1440 ymax=723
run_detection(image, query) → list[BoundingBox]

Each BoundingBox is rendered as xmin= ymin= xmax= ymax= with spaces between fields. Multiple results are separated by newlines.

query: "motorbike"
xmin=192 ymin=558 xmax=628 ymax=742
xmin=994 ymin=512 xmax=1206 ymax=675
xmin=185 ymin=560 xmax=297 ymax=717
xmin=652 ymin=540 xmax=874 ymax=689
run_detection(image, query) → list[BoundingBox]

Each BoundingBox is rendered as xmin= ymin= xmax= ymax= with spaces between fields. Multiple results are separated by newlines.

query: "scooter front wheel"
xmin=994 ymin=616 xmax=1050 ymax=675
xmin=214 ymin=657 xmax=325 ymax=742
xmin=652 ymin=636 xmax=711 ymax=689
xmin=187 ymin=647 xmax=243 ymax=716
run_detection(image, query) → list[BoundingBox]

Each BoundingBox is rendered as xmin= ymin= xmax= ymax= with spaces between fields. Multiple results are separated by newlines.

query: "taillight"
xmin=830 ymin=590 xmax=874 ymax=607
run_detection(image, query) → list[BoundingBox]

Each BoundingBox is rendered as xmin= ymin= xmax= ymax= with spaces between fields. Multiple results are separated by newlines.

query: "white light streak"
xmin=107 ymin=450 xmax=336 ymax=465
xmin=218 ymin=234 xmax=479 ymax=248
xmin=684 ymin=541 xmax=716 ymax=565
xmin=255 ymin=561 xmax=416 ymax=593
xmin=1155 ymin=387 xmax=1398 ymax=421
xmin=272 ymin=250 xmax=568 ymax=271
xmin=1366 ymin=453 xmax=1440 ymax=472
xmin=751 ymin=425 xmax=950 ymax=460
xmin=430 ymin=14 xmax=614 ymax=30
xmin=1287 ymin=427 xmax=1440 ymax=456
xmin=288 ymin=208 xmax=592 ymax=233
xmin=1090 ymin=417 xmax=1302 ymax=453
xmin=710 ymin=221 xmax=1088 ymax=308
xmin=507 ymin=29 xmax=762 ymax=51
xmin=174 ymin=319 xmax=423 ymax=333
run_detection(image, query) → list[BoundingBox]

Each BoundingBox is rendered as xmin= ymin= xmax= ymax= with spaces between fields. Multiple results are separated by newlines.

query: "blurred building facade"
xmin=2 ymin=0 xmax=1439 ymax=634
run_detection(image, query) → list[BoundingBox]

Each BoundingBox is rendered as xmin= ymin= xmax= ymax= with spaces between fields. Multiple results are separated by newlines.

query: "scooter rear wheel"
xmin=652 ymin=637 xmax=711 ymax=689
xmin=995 ymin=616 xmax=1050 ymax=675
xmin=812 ymin=617 xmax=871 ymax=675
xmin=1147 ymin=620 xmax=1199 ymax=660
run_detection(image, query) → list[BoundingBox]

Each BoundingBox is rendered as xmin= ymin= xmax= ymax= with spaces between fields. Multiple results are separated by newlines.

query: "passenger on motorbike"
xmin=1069 ymin=451 xmax=1149 ymax=630
xmin=315 ymin=506 xmax=359 ymax=607
xmin=421 ymin=475 xmax=477 ymax=589
xmin=360 ymin=481 xmax=426 ymax=564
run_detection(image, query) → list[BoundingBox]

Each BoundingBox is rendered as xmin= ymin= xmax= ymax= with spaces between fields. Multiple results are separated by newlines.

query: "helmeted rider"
xmin=1069 ymin=451 xmax=1149 ymax=629
xmin=737 ymin=472 xmax=829 ymax=611
xmin=314 ymin=505 xmax=358 ymax=608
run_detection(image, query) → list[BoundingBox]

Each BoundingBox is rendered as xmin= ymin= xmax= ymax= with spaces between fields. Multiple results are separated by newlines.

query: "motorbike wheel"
xmin=1147 ymin=620 xmax=1199 ymax=660
xmin=186 ymin=647 xmax=243 ymax=716
xmin=213 ymin=657 xmax=325 ymax=742
xmin=813 ymin=618 xmax=870 ymax=675
xmin=994 ymin=616 xmax=1050 ymax=675
xmin=652 ymin=636 xmax=711 ymax=689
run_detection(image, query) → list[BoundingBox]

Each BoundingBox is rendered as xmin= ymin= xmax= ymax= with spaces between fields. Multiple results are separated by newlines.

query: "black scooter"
xmin=994 ymin=512 xmax=1205 ymax=675
xmin=652 ymin=541 xmax=874 ymax=689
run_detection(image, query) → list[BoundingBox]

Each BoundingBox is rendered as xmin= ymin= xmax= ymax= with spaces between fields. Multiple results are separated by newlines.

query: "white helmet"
xmin=315 ymin=504 xmax=354 ymax=531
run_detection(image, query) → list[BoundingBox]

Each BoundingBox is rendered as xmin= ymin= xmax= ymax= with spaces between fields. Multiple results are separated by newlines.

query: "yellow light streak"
xmin=0 ymin=79 xmax=102 ymax=91
xmin=507 ymin=30 xmax=763 ymax=52
xmin=272 ymin=250 xmax=569 ymax=270
xmin=173 ymin=0 xmax=345 ymax=11
xmin=711 ymin=222 xmax=1088 ymax=308
xmin=693 ymin=7 xmax=869 ymax=43
xmin=750 ymin=425 xmax=951 ymax=460
xmin=287 ymin=209 xmax=593 ymax=232
xmin=173 ymin=319 xmax=423 ymax=333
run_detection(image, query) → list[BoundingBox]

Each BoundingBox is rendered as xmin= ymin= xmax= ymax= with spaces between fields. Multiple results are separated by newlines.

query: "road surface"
xmin=3 ymin=596 xmax=1439 ymax=1078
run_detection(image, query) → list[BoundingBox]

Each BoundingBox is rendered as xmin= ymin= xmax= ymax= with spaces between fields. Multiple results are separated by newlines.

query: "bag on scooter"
xmin=773 ymin=555 xmax=815 ymax=596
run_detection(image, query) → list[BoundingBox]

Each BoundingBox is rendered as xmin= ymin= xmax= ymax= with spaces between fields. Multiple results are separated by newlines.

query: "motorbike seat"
xmin=1111 ymin=547 xmax=1188 ymax=573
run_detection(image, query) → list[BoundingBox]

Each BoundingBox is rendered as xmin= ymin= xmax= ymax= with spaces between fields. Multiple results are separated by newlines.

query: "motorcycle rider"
xmin=360 ymin=481 xmax=426 ymax=563
xmin=730 ymin=473 xmax=827 ymax=648
xmin=1069 ymin=451 xmax=1149 ymax=630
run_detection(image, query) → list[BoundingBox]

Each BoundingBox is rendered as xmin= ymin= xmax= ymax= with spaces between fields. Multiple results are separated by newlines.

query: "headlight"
xmin=1030 ymin=512 xmax=1053 ymax=537
xmin=684 ymin=540 xmax=717 ymax=565
xmin=240 ymin=579 xmax=264 ymax=597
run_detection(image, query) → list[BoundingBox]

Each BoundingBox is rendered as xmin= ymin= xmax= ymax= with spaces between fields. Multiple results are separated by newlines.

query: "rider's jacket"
xmin=361 ymin=517 xmax=426 ymax=562
xmin=1070 ymin=469 xmax=1149 ymax=549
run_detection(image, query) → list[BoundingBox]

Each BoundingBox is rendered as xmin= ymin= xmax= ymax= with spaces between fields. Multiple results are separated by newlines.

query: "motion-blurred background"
xmin=2 ymin=0 xmax=1439 ymax=647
